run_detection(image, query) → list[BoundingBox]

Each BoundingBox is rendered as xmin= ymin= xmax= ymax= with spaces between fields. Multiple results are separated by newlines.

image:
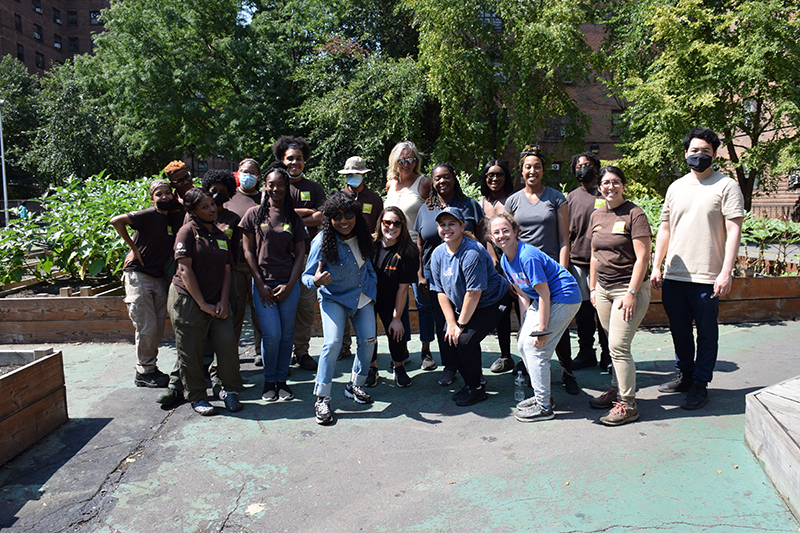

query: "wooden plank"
xmin=758 ymin=391 xmax=800 ymax=447
xmin=725 ymin=277 xmax=800 ymax=300
xmin=59 ymin=288 xmax=71 ymax=297
xmin=719 ymin=298 xmax=800 ymax=324
xmin=0 ymin=320 xmax=175 ymax=344
xmin=0 ymin=352 xmax=64 ymax=421
xmin=0 ymin=296 xmax=131 ymax=322
xmin=0 ymin=387 xmax=68 ymax=466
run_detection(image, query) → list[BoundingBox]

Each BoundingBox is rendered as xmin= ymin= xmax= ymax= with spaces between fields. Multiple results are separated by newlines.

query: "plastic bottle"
xmin=514 ymin=371 xmax=526 ymax=402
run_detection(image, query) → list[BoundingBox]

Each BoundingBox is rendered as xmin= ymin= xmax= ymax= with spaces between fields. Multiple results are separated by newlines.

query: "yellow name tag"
xmin=362 ymin=203 xmax=372 ymax=214
xmin=283 ymin=222 xmax=292 ymax=232
xmin=594 ymin=198 xmax=607 ymax=209
xmin=224 ymin=227 xmax=233 ymax=239
xmin=167 ymin=227 xmax=173 ymax=236
xmin=612 ymin=220 xmax=626 ymax=234
xmin=300 ymin=191 xmax=311 ymax=202
xmin=217 ymin=239 xmax=229 ymax=250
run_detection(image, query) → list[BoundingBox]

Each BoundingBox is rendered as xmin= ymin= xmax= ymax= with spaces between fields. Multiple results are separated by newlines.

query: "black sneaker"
xmin=658 ymin=372 xmax=692 ymax=393
xmin=571 ymin=351 xmax=597 ymax=370
xmin=599 ymin=352 xmax=612 ymax=374
xmin=563 ymin=372 xmax=580 ymax=395
xmin=344 ymin=382 xmax=373 ymax=404
xmin=421 ymin=351 xmax=437 ymax=371
xmin=298 ymin=353 xmax=318 ymax=371
xmin=277 ymin=382 xmax=294 ymax=401
xmin=455 ymin=386 xmax=488 ymax=406
xmin=394 ymin=365 xmax=412 ymax=388
xmin=437 ymin=368 xmax=457 ymax=386
xmin=254 ymin=355 xmax=263 ymax=367
xmin=156 ymin=387 xmax=180 ymax=406
xmin=365 ymin=367 xmax=379 ymax=388
xmin=135 ymin=369 xmax=169 ymax=388
xmin=315 ymin=397 xmax=334 ymax=425
xmin=452 ymin=385 xmax=470 ymax=402
xmin=220 ymin=390 xmax=242 ymax=412
xmin=682 ymin=382 xmax=709 ymax=410
xmin=262 ymin=381 xmax=278 ymax=401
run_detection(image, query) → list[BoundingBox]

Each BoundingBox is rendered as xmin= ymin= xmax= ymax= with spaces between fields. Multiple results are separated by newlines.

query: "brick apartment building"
xmin=0 ymin=0 xmax=108 ymax=74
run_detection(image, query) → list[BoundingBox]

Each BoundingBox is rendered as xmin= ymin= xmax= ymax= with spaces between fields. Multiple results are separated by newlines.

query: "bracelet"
xmin=456 ymin=321 xmax=466 ymax=329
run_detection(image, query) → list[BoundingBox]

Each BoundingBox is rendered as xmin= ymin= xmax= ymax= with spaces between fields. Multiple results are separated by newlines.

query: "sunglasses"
xmin=382 ymin=220 xmax=402 ymax=228
xmin=331 ymin=210 xmax=356 ymax=221
xmin=397 ymin=157 xmax=417 ymax=166
xmin=486 ymin=172 xmax=505 ymax=180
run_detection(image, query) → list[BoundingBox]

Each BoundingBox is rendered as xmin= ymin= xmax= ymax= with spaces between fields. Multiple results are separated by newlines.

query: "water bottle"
xmin=514 ymin=371 xmax=526 ymax=402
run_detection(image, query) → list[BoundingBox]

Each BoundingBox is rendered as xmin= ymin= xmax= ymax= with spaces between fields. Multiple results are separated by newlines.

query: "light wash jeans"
xmin=518 ymin=300 xmax=580 ymax=408
xmin=314 ymin=298 xmax=376 ymax=398
xmin=252 ymin=280 xmax=300 ymax=383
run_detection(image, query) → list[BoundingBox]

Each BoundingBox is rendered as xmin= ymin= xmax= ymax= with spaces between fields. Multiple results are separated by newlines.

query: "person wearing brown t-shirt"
xmin=163 ymin=189 xmax=244 ymax=417
xmin=589 ymin=166 xmax=652 ymax=426
xmin=272 ymin=135 xmax=326 ymax=371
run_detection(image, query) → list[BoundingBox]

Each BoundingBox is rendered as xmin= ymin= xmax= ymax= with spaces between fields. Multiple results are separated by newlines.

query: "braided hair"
xmin=319 ymin=192 xmax=374 ymax=264
xmin=425 ymin=162 xmax=467 ymax=209
xmin=253 ymin=161 xmax=295 ymax=239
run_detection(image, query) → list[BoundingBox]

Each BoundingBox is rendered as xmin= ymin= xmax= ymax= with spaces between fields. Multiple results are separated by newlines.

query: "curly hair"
xmin=253 ymin=162 xmax=296 ymax=239
xmin=374 ymin=206 xmax=418 ymax=261
xmin=479 ymin=160 xmax=514 ymax=199
xmin=568 ymin=152 xmax=601 ymax=177
xmin=272 ymin=136 xmax=311 ymax=162
xmin=183 ymin=188 xmax=212 ymax=213
xmin=163 ymin=160 xmax=186 ymax=177
xmin=425 ymin=162 xmax=467 ymax=209
xmin=387 ymin=141 xmax=423 ymax=181
xmin=201 ymin=170 xmax=237 ymax=198
xmin=319 ymin=192 xmax=374 ymax=264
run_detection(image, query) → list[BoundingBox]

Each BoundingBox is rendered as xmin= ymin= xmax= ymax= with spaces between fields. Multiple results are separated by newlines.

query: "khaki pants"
xmin=123 ymin=271 xmax=167 ymax=374
xmin=595 ymin=283 xmax=650 ymax=405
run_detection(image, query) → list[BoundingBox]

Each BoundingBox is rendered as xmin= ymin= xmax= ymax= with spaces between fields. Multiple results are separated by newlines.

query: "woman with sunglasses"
xmin=302 ymin=192 xmax=377 ymax=425
xmin=589 ymin=166 xmax=652 ymax=426
xmin=385 ymin=141 xmax=434 ymax=370
xmin=370 ymin=206 xmax=420 ymax=387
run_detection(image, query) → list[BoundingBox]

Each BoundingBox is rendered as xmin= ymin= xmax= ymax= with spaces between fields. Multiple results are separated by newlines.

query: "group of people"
xmin=111 ymin=127 xmax=744 ymax=426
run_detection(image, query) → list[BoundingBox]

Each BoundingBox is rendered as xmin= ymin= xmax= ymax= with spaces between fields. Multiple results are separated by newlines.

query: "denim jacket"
xmin=302 ymin=232 xmax=378 ymax=315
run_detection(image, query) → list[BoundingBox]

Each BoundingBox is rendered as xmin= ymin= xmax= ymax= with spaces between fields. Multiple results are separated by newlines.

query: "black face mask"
xmin=212 ymin=191 xmax=229 ymax=206
xmin=686 ymin=153 xmax=713 ymax=173
xmin=156 ymin=198 xmax=181 ymax=211
xmin=575 ymin=166 xmax=597 ymax=183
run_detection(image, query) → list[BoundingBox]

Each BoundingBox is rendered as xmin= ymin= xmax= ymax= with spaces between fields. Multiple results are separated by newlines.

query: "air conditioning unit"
xmin=551 ymin=164 xmax=560 ymax=171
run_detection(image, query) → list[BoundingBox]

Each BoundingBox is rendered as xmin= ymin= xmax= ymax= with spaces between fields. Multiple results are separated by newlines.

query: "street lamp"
xmin=0 ymin=98 xmax=8 ymax=227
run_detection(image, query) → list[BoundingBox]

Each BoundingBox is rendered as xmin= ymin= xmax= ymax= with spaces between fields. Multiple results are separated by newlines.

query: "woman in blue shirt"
xmin=489 ymin=212 xmax=582 ymax=422
xmin=302 ymin=193 xmax=378 ymax=425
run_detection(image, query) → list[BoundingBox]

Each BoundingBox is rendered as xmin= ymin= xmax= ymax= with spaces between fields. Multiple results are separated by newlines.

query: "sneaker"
xmin=315 ymin=397 xmax=334 ymax=425
xmin=277 ymin=382 xmax=294 ymax=401
xmin=135 ymin=369 xmax=169 ymax=388
xmin=682 ymin=382 xmax=709 ymax=410
xmin=220 ymin=390 xmax=242 ymax=412
xmin=516 ymin=396 xmax=555 ymax=410
xmin=344 ymin=382 xmax=373 ymax=404
xmin=191 ymin=399 xmax=217 ymax=416
xmin=254 ymin=355 xmax=263 ymax=367
xmin=421 ymin=351 xmax=437 ymax=371
xmin=658 ymin=372 xmax=692 ymax=393
xmin=515 ymin=403 xmax=555 ymax=422
xmin=452 ymin=385 xmax=470 ymax=402
xmin=571 ymin=351 xmax=597 ymax=370
xmin=365 ymin=367 xmax=379 ymax=388
xmin=489 ymin=356 xmax=515 ymax=373
xmin=337 ymin=346 xmax=352 ymax=361
xmin=156 ymin=387 xmax=180 ymax=406
xmin=455 ymin=386 xmax=488 ymax=406
xmin=298 ymin=353 xmax=318 ymax=371
xmin=562 ymin=372 xmax=580 ymax=395
xmin=589 ymin=388 xmax=618 ymax=409
xmin=437 ymin=368 xmax=457 ymax=386
xmin=394 ymin=365 xmax=412 ymax=388
xmin=262 ymin=382 xmax=277 ymax=401
xmin=600 ymin=402 xmax=639 ymax=426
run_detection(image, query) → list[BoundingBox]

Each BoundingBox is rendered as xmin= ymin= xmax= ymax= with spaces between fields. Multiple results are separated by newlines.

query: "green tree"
xmin=0 ymin=56 xmax=40 ymax=197
xmin=602 ymin=0 xmax=800 ymax=209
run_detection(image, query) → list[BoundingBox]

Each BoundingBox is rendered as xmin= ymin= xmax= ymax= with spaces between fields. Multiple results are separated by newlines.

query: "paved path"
xmin=2 ymin=322 xmax=800 ymax=532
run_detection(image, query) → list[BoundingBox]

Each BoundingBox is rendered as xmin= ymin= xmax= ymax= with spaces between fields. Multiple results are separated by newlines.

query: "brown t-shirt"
xmin=590 ymin=200 xmax=652 ymax=287
xmin=290 ymin=177 xmax=326 ymax=249
xmin=567 ymin=185 xmax=606 ymax=267
xmin=238 ymin=206 xmax=309 ymax=284
xmin=123 ymin=207 xmax=175 ymax=278
xmin=344 ymin=185 xmax=384 ymax=233
xmin=172 ymin=217 xmax=234 ymax=305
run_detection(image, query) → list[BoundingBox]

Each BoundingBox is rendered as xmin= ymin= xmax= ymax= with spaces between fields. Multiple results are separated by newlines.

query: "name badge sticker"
xmin=224 ymin=227 xmax=233 ymax=239
xmin=594 ymin=198 xmax=607 ymax=209
xmin=217 ymin=239 xmax=229 ymax=250
xmin=283 ymin=222 xmax=292 ymax=232
xmin=300 ymin=191 xmax=311 ymax=202
xmin=612 ymin=220 xmax=627 ymax=234
xmin=362 ymin=203 xmax=373 ymax=214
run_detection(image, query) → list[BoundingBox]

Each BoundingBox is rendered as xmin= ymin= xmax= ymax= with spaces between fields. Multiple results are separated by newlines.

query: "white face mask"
xmin=239 ymin=172 xmax=258 ymax=190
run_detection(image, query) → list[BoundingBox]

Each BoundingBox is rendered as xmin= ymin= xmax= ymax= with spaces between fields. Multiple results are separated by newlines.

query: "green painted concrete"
xmin=1 ymin=322 xmax=799 ymax=532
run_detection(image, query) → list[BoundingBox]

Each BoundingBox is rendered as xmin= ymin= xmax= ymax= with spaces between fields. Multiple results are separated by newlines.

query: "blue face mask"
xmin=346 ymin=174 xmax=364 ymax=187
xmin=239 ymin=172 xmax=258 ymax=190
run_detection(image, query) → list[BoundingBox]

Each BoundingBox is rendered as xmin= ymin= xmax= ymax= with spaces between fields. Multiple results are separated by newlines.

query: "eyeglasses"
xmin=331 ymin=210 xmax=356 ymax=221
xmin=600 ymin=180 xmax=623 ymax=188
xmin=169 ymin=173 xmax=192 ymax=187
xmin=397 ymin=157 xmax=417 ymax=166
xmin=490 ymin=228 xmax=513 ymax=237
xmin=486 ymin=172 xmax=505 ymax=180
xmin=382 ymin=220 xmax=402 ymax=228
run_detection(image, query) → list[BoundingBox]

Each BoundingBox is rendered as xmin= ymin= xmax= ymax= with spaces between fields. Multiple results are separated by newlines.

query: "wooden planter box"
xmin=0 ymin=348 xmax=68 ymax=465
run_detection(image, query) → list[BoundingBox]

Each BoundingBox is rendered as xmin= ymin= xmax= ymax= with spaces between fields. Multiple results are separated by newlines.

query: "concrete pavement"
xmin=1 ymin=321 xmax=800 ymax=532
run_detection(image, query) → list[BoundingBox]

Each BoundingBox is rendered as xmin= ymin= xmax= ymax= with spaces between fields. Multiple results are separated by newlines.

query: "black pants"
xmin=575 ymin=299 xmax=609 ymax=356
xmin=372 ymin=299 xmax=412 ymax=364
xmin=439 ymin=290 xmax=512 ymax=389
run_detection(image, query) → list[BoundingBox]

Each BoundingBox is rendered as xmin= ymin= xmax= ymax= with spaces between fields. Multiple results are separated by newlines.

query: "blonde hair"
xmin=387 ymin=141 xmax=422 ymax=181
xmin=163 ymin=160 xmax=186 ymax=177
xmin=486 ymin=212 xmax=521 ymax=242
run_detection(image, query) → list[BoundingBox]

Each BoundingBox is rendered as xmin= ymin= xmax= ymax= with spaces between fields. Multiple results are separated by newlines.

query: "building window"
xmin=54 ymin=34 xmax=62 ymax=51
xmin=35 ymin=52 xmax=44 ymax=68
xmin=610 ymin=110 xmax=625 ymax=140
xmin=90 ymin=11 xmax=101 ymax=25
xmin=544 ymin=116 xmax=569 ymax=140
xmin=32 ymin=0 xmax=42 ymax=14
xmin=53 ymin=8 xmax=61 ymax=24
xmin=15 ymin=14 xmax=22 ymax=31
xmin=68 ymin=37 xmax=79 ymax=52
xmin=67 ymin=11 xmax=78 ymax=26
xmin=17 ymin=44 xmax=24 ymax=62
xmin=33 ymin=24 xmax=42 ymax=41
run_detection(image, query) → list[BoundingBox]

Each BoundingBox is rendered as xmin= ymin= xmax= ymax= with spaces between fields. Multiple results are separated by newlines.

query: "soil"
xmin=3 ymin=277 xmax=118 ymax=298
xmin=0 ymin=364 xmax=23 ymax=376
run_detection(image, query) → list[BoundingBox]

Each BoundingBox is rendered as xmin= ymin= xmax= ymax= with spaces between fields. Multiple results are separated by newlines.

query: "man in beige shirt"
xmin=650 ymin=127 xmax=744 ymax=410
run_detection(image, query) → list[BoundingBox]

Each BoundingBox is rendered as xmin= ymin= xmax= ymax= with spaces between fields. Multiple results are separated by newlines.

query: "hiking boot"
xmin=277 ymin=382 xmax=294 ymax=401
xmin=600 ymin=402 xmax=639 ymax=426
xmin=658 ymin=372 xmax=692 ymax=393
xmin=315 ymin=397 xmax=334 ymax=425
xmin=589 ymin=388 xmax=618 ymax=409
xmin=455 ymin=386 xmax=488 ymax=406
xmin=571 ymin=351 xmax=597 ymax=370
xmin=191 ymin=399 xmax=217 ymax=416
xmin=365 ymin=367 xmax=379 ymax=388
xmin=220 ymin=390 xmax=242 ymax=412
xmin=344 ymin=382 xmax=373 ymax=404
xmin=262 ymin=381 xmax=277 ymax=401
xmin=135 ymin=369 xmax=169 ymax=388
xmin=682 ymin=382 xmax=709 ymax=410
xmin=490 ymin=356 xmax=515 ymax=373
xmin=562 ymin=372 xmax=580 ymax=395
xmin=515 ymin=403 xmax=555 ymax=422
xmin=421 ymin=350 xmax=437 ymax=371
xmin=156 ymin=387 xmax=180 ymax=406
xmin=394 ymin=365 xmax=412 ymax=388
xmin=298 ymin=353 xmax=318 ymax=371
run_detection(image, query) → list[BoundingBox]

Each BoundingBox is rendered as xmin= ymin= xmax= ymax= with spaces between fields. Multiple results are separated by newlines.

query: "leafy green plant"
xmin=457 ymin=171 xmax=482 ymax=202
xmin=741 ymin=214 xmax=800 ymax=276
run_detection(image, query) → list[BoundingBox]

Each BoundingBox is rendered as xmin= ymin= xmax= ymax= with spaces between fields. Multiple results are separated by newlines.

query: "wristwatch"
xmin=628 ymin=288 xmax=636 ymax=294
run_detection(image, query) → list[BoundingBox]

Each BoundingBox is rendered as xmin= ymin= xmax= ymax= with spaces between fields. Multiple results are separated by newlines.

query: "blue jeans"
xmin=661 ymin=279 xmax=719 ymax=384
xmin=314 ymin=298 xmax=376 ymax=398
xmin=252 ymin=280 xmax=300 ymax=383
